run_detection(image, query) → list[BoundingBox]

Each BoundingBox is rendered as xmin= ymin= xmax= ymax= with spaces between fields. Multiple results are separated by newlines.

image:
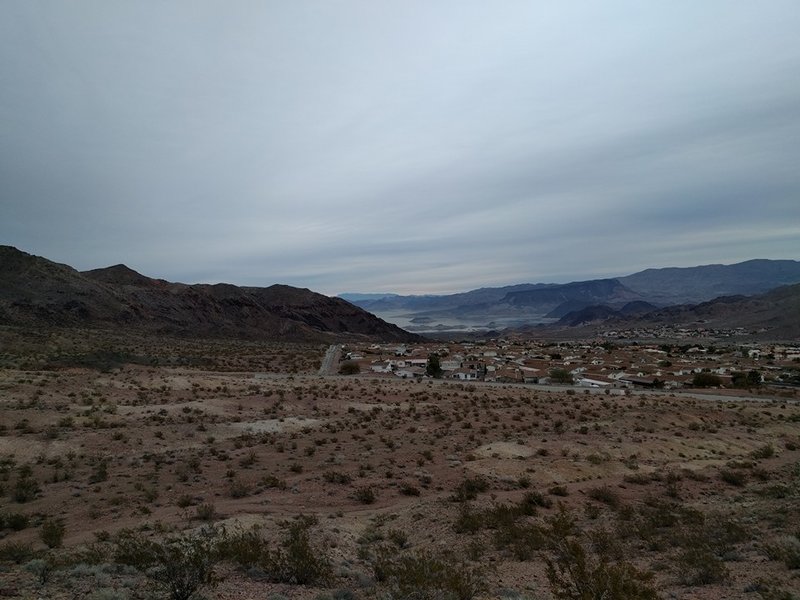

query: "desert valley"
xmin=0 ymin=248 xmax=799 ymax=600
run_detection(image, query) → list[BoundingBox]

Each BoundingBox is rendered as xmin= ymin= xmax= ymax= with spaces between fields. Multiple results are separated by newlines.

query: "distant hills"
xmin=617 ymin=259 xmax=800 ymax=304
xmin=551 ymin=282 xmax=800 ymax=339
xmin=343 ymin=259 xmax=800 ymax=333
xmin=0 ymin=246 xmax=419 ymax=342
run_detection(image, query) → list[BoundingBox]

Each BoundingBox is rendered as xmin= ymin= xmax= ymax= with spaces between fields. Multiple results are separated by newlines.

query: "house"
xmin=440 ymin=359 xmax=461 ymax=371
xmin=450 ymin=368 xmax=478 ymax=381
xmin=395 ymin=367 xmax=424 ymax=379
xmin=370 ymin=361 xmax=393 ymax=373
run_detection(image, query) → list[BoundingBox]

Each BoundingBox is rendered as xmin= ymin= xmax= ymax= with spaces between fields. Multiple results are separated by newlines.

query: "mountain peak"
xmin=83 ymin=264 xmax=155 ymax=287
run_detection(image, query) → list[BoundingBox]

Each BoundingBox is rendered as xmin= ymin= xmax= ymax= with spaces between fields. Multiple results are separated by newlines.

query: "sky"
xmin=1 ymin=2 xmax=799 ymax=295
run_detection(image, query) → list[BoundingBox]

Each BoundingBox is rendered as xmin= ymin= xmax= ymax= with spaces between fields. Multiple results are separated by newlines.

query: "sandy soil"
xmin=0 ymin=360 xmax=799 ymax=599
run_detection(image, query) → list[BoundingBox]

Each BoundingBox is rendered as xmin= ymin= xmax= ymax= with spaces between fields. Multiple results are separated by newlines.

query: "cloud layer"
xmin=2 ymin=2 xmax=799 ymax=294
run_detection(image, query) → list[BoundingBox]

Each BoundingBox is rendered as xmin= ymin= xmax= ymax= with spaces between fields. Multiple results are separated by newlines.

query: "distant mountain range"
xmin=0 ymin=246 xmax=419 ymax=342
xmin=550 ymin=282 xmax=800 ymax=339
xmin=342 ymin=259 xmax=800 ymax=333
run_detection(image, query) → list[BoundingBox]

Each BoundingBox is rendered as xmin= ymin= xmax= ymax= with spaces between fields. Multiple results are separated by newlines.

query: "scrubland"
xmin=0 ymin=333 xmax=799 ymax=599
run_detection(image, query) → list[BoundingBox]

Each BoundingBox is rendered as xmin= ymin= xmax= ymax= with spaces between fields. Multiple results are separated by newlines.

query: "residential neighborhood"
xmin=338 ymin=338 xmax=800 ymax=391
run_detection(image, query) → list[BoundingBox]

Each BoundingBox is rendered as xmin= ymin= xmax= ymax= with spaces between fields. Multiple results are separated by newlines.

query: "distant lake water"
xmin=371 ymin=310 xmax=555 ymax=333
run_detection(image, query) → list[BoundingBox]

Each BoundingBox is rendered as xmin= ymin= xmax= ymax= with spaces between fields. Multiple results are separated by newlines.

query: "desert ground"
xmin=0 ymin=331 xmax=799 ymax=600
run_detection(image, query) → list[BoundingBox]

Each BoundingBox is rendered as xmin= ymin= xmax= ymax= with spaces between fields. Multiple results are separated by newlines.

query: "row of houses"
xmin=346 ymin=340 xmax=792 ymax=389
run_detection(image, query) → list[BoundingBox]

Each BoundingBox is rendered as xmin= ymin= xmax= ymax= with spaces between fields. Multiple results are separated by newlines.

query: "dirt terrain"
xmin=1 ymin=337 xmax=799 ymax=599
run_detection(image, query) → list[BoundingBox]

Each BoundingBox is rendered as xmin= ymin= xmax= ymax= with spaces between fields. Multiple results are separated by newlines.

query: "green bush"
xmin=323 ymin=471 xmax=353 ymax=485
xmin=354 ymin=487 xmax=377 ymax=504
xmin=24 ymin=558 xmax=53 ymax=585
xmin=720 ymin=469 xmax=748 ymax=487
xmin=114 ymin=527 xmax=220 ymax=600
xmin=13 ymin=475 xmax=39 ymax=503
xmin=0 ymin=540 xmax=35 ymax=563
xmin=217 ymin=526 xmax=266 ymax=569
xmin=262 ymin=516 xmax=332 ymax=585
xmin=544 ymin=537 xmax=658 ymax=599
xmin=751 ymin=444 xmax=775 ymax=460
xmin=763 ymin=536 xmax=800 ymax=570
xmin=586 ymin=486 xmax=620 ymax=508
xmin=377 ymin=549 xmax=485 ymax=600
xmin=40 ymin=518 xmax=66 ymax=548
xmin=675 ymin=546 xmax=728 ymax=585
xmin=451 ymin=477 xmax=489 ymax=502
xmin=3 ymin=511 xmax=30 ymax=531
xmin=541 ymin=507 xmax=658 ymax=600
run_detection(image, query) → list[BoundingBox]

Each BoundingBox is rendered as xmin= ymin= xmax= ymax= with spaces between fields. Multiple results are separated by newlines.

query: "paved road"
xmin=319 ymin=344 xmax=342 ymax=375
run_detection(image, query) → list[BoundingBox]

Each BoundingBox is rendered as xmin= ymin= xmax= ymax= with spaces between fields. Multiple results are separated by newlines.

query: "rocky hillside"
xmin=0 ymin=246 xmax=420 ymax=342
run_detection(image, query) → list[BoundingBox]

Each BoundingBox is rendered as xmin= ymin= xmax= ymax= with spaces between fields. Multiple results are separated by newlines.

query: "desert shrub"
xmin=451 ymin=477 xmax=489 ymax=502
xmin=13 ymin=475 xmax=39 ymax=503
xmin=763 ymin=536 xmax=800 ymax=570
xmin=587 ymin=486 xmax=620 ymax=508
xmin=228 ymin=478 xmax=252 ymax=498
xmin=113 ymin=527 xmax=221 ymax=600
xmin=523 ymin=491 xmax=553 ymax=509
xmin=176 ymin=494 xmax=195 ymax=508
xmin=756 ymin=484 xmax=790 ymax=499
xmin=89 ymin=459 xmax=109 ymax=484
xmin=623 ymin=473 xmax=653 ymax=485
xmin=193 ymin=503 xmax=217 ymax=521
xmin=323 ymin=471 xmax=353 ymax=485
xmin=260 ymin=474 xmax=287 ymax=490
xmin=263 ymin=516 xmax=332 ymax=585
xmin=218 ymin=526 xmax=267 ymax=569
xmin=453 ymin=505 xmax=485 ymax=535
xmin=751 ymin=443 xmax=775 ymax=460
xmin=399 ymin=482 xmax=420 ymax=496
xmin=3 ymin=511 xmax=30 ymax=530
xmin=454 ymin=495 xmax=549 ymax=560
xmin=675 ymin=546 xmax=728 ymax=585
xmin=0 ymin=540 xmax=35 ymax=563
xmin=757 ymin=583 xmax=800 ymax=600
xmin=549 ymin=485 xmax=569 ymax=497
xmin=40 ymin=518 xmax=66 ymax=548
xmin=24 ymin=558 xmax=53 ymax=585
xmin=624 ymin=499 xmax=704 ymax=551
xmin=377 ymin=549 xmax=485 ymax=600
xmin=691 ymin=513 xmax=748 ymax=556
xmin=355 ymin=487 xmax=377 ymax=504
xmin=493 ymin=521 xmax=545 ymax=561
xmin=86 ymin=589 xmax=130 ymax=600
xmin=387 ymin=529 xmax=409 ymax=549
xmin=720 ymin=469 xmax=747 ymax=487
xmin=542 ymin=510 xmax=658 ymax=600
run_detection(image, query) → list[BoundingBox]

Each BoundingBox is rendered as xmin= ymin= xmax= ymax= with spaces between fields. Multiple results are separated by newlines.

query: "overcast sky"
xmin=1 ymin=2 xmax=799 ymax=295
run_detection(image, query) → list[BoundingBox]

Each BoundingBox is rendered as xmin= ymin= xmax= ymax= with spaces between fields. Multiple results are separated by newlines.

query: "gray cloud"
xmin=1 ymin=1 xmax=799 ymax=295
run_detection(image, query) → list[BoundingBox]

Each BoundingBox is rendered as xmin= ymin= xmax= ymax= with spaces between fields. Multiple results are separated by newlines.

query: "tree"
xmin=691 ymin=372 xmax=722 ymax=388
xmin=339 ymin=361 xmax=360 ymax=375
xmin=731 ymin=370 xmax=760 ymax=388
xmin=426 ymin=353 xmax=443 ymax=378
xmin=549 ymin=368 xmax=574 ymax=385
